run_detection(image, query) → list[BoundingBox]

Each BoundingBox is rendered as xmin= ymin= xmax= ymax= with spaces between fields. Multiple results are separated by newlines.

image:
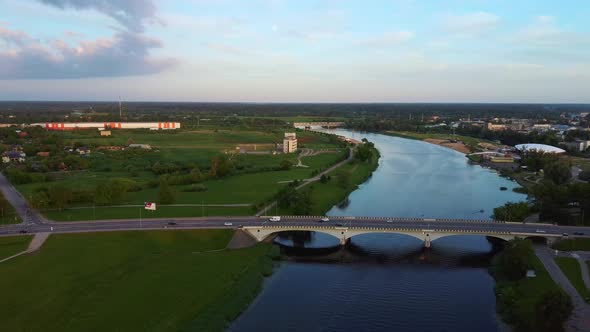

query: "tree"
xmin=492 ymin=238 xmax=533 ymax=281
xmin=493 ymin=202 xmax=532 ymax=222
xmin=320 ymin=174 xmax=329 ymax=184
xmin=48 ymin=184 xmax=72 ymax=210
xmin=210 ymin=155 xmax=232 ymax=177
xmin=544 ymin=161 xmax=571 ymax=185
xmin=279 ymin=159 xmax=292 ymax=171
xmin=535 ymin=290 xmax=573 ymax=332
xmin=158 ymin=181 xmax=175 ymax=204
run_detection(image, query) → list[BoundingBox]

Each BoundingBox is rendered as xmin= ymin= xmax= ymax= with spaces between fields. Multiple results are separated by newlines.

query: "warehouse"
xmin=30 ymin=122 xmax=181 ymax=130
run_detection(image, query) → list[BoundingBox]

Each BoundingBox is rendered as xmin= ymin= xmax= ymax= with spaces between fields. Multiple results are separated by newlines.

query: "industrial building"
xmin=30 ymin=122 xmax=181 ymax=131
xmin=283 ymin=132 xmax=298 ymax=153
xmin=562 ymin=140 xmax=590 ymax=152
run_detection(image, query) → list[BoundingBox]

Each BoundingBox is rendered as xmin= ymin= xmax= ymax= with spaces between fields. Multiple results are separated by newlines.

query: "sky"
xmin=0 ymin=0 xmax=589 ymax=103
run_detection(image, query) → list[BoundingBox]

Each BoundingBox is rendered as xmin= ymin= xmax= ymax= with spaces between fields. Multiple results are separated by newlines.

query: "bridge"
xmin=241 ymin=216 xmax=575 ymax=248
xmin=293 ymin=122 xmax=345 ymax=128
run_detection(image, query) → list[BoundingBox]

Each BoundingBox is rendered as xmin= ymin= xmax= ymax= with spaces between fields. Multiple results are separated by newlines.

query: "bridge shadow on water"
xmin=274 ymin=231 xmax=506 ymax=268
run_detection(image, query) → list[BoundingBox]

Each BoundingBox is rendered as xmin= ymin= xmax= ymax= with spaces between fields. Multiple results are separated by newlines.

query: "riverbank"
xmin=0 ymin=229 xmax=278 ymax=332
xmin=384 ymin=131 xmax=491 ymax=154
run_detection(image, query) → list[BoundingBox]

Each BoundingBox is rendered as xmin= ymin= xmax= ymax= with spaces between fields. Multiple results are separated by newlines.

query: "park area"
xmin=0 ymin=230 xmax=276 ymax=332
xmin=4 ymin=127 xmax=349 ymax=220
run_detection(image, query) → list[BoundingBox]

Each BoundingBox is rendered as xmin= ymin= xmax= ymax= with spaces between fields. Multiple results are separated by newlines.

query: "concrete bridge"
xmin=293 ymin=122 xmax=345 ymax=128
xmin=242 ymin=222 xmax=564 ymax=248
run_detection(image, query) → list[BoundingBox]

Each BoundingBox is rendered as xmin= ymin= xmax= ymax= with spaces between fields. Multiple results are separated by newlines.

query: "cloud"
xmin=36 ymin=0 xmax=157 ymax=32
xmin=0 ymin=24 xmax=176 ymax=79
xmin=442 ymin=12 xmax=499 ymax=36
xmin=358 ymin=31 xmax=414 ymax=48
xmin=511 ymin=16 xmax=590 ymax=62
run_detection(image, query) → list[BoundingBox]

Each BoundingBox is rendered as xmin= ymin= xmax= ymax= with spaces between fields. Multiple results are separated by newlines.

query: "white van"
xmin=269 ymin=216 xmax=281 ymax=222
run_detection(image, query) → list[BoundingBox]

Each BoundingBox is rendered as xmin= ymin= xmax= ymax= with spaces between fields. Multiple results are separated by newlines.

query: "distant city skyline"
xmin=0 ymin=0 xmax=589 ymax=103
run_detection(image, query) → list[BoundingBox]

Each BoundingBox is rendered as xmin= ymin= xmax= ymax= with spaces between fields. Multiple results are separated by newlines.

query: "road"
xmin=1 ymin=215 xmax=590 ymax=239
xmin=535 ymin=246 xmax=590 ymax=332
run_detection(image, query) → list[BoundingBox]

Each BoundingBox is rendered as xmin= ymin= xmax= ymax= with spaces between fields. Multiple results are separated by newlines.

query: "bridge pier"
xmin=424 ymin=234 xmax=431 ymax=248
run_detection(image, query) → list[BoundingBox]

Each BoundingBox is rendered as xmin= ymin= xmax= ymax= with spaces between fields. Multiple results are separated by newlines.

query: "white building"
xmin=562 ymin=140 xmax=590 ymax=152
xmin=283 ymin=133 xmax=298 ymax=153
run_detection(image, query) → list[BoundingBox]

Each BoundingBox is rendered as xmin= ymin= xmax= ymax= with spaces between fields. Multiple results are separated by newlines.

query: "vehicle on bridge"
xmin=319 ymin=217 xmax=329 ymax=222
xmin=269 ymin=216 xmax=281 ymax=222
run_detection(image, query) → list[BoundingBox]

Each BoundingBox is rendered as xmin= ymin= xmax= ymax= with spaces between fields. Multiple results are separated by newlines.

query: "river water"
xmin=229 ymin=130 xmax=526 ymax=332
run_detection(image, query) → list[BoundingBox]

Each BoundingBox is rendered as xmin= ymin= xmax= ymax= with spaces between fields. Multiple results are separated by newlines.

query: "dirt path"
xmin=423 ymin=138 xmax=471 ymax=154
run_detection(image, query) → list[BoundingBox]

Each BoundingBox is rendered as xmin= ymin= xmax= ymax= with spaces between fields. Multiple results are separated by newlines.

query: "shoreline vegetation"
xmin=0 ymin=229 xmax=279 ymax=332
xmin=491 ymin=239 xmax=572 ymax=332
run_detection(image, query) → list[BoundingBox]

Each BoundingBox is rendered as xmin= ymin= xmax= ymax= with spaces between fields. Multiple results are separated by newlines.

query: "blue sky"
xmin=0 ymin=0 xmax=589 ymax=102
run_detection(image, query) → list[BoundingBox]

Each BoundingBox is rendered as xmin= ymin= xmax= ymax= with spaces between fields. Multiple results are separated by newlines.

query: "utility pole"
xmin=118 ymin=96 xmax=122 ymax=119
xmin=202 ymin=200 xmax=204 ymax=217
xmin=139 ymin=208 xmax=142 ymax=228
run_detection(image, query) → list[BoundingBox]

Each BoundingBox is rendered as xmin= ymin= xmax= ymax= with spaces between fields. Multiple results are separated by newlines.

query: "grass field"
xmin=552 ymin=238 xmax=590 ymax=251
xmin=0 ymin=230 xmax=275 ymax=332
xmin=43 ymin=206 xmax=253 ymax=221
xmin=0 ymin=190 xmax=22 ymax=225
xmin=0 ymin=235 xmax=32 ymax=260
xmin=495 ymin=254 xmax=561 ymax=331
xmin=555 ymin=257 xmax=590 ymax=302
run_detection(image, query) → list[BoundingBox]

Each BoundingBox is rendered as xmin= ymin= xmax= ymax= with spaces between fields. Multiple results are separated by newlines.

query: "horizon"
xmin=1 ymin=0 xmax=589 ymax=102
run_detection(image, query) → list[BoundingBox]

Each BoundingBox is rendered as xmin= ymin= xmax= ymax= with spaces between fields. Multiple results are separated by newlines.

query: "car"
xmin=19 ymin=230 xmax=27 ymax=234
xmin=574 ymin=232 xmax=585 ymax=236
xmin=562 ymin=233 xmax=569 ymax=236
xmin=167 ymin=222 xmax=177 ymax=226
xmin=535 ymin=229 xmax=546 ymax=233
xmin=224 ymin=222 xmax=233 ymax=226
xmin=269 ymin=216 xmax=281 ymax=222
xmin=335 ymin=223 xmax=344 ymax=227
xmin=386 ymin=220 xmax=393 ymax=223
xmin=320 ymin=217 xmax=329 ymax=222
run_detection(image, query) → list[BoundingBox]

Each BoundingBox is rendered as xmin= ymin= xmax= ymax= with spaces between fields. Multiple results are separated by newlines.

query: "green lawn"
xmin=555 ymin=257 xmax=590 ymax=302
xmin=0 ymin=190 xmax=22 ymax=225
xmin=0 ymin=235 xmax=32 ymax=260
xmin=0 ymin=230 xmax=275 ymax=332
xmin=495 ymin=254 xmax=562 ymax=331
xmin=552 ymin=238 xmax=590 ymax=251
xmin=44 ymin=206 xmax=253 ymax=222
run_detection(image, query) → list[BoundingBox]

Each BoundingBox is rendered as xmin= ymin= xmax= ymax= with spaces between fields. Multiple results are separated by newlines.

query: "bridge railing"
xmin=261 ymin=215 xmax=512 ymax=224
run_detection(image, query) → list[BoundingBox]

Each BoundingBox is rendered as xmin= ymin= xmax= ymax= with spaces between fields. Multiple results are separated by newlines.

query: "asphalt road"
xmin=1 ymin=215 xmax=589 ymax=239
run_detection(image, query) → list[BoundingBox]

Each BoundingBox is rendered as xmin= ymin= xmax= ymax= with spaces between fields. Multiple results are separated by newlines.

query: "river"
xmin=229 ymin=130 xmax=526 ymax=332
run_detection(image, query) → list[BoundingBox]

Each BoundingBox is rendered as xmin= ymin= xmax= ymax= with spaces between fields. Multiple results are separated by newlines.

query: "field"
xmin=496 ymin=254 xmax=561 ymax=331
xmin=0 ymin=230 xmax=275 ymax=332
xmin=14 ymin=128 xmax=347 ymax=221
xmin=0 ymin=190 xmax=22 ymax=225
xmin=0 ymin=235 xmax=32 ymax=259
xmin=555 ymin=257 xmax=590 ymax=302
xmin=552 ymin=238 xmax=590 ymax=251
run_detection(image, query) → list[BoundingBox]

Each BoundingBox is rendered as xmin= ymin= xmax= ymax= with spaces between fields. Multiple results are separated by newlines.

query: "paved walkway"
xmin=0 ymin=172 xmax=46 ymax=224
xmin=256 ymin=148 xmax=353 ymax=216
xmin=535 ymin=246 xmax=590 ymax=332
xmin=0 ymin=232 xmax=50 ymax=264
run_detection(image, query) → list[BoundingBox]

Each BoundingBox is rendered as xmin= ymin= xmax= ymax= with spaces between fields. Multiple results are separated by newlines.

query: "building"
xmin=128 ymin=144 xmax=152 ymax=150
xmin=2 ymin=150 xmax=26 ymax=163
xmin=515 ymin=143 xmax=566 ymax=154
xmin=487 ymin=123 xmax=507 ymax=131
xmin=31 ymin=122 xmax=181 ymax=131
xmin=76 ymin=146 xmax=91 ymax=155
xmin=100 ymin=130 xmax=112 ymax=136
xmin=36 ymin=151 xmax=50 ymax=157
xmin=562 ymin=140 xmax=590 ymax=152
xmin=283 ymin=132 xmax=298 ymax=153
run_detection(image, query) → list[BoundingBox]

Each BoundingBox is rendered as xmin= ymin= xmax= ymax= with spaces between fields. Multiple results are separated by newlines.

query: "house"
xmin=37 ymin=151 xmax=50 ymax=157
xmin=100 ymin=130 xmax=112 ymax=137
xmin=487 ymin=123 xmax=506 ymax=131
xmin=128 ymin=144 xmax=152 ymax=150
xmin=76 ymin=146 xmax=91 ymax=155
xmin=18 ymin=131 xmax=28 ymax=138
xmin=2 ymin=150 xmax=26 ymax=163
xmin=97 ymin=146 xmax=124 ymax=151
